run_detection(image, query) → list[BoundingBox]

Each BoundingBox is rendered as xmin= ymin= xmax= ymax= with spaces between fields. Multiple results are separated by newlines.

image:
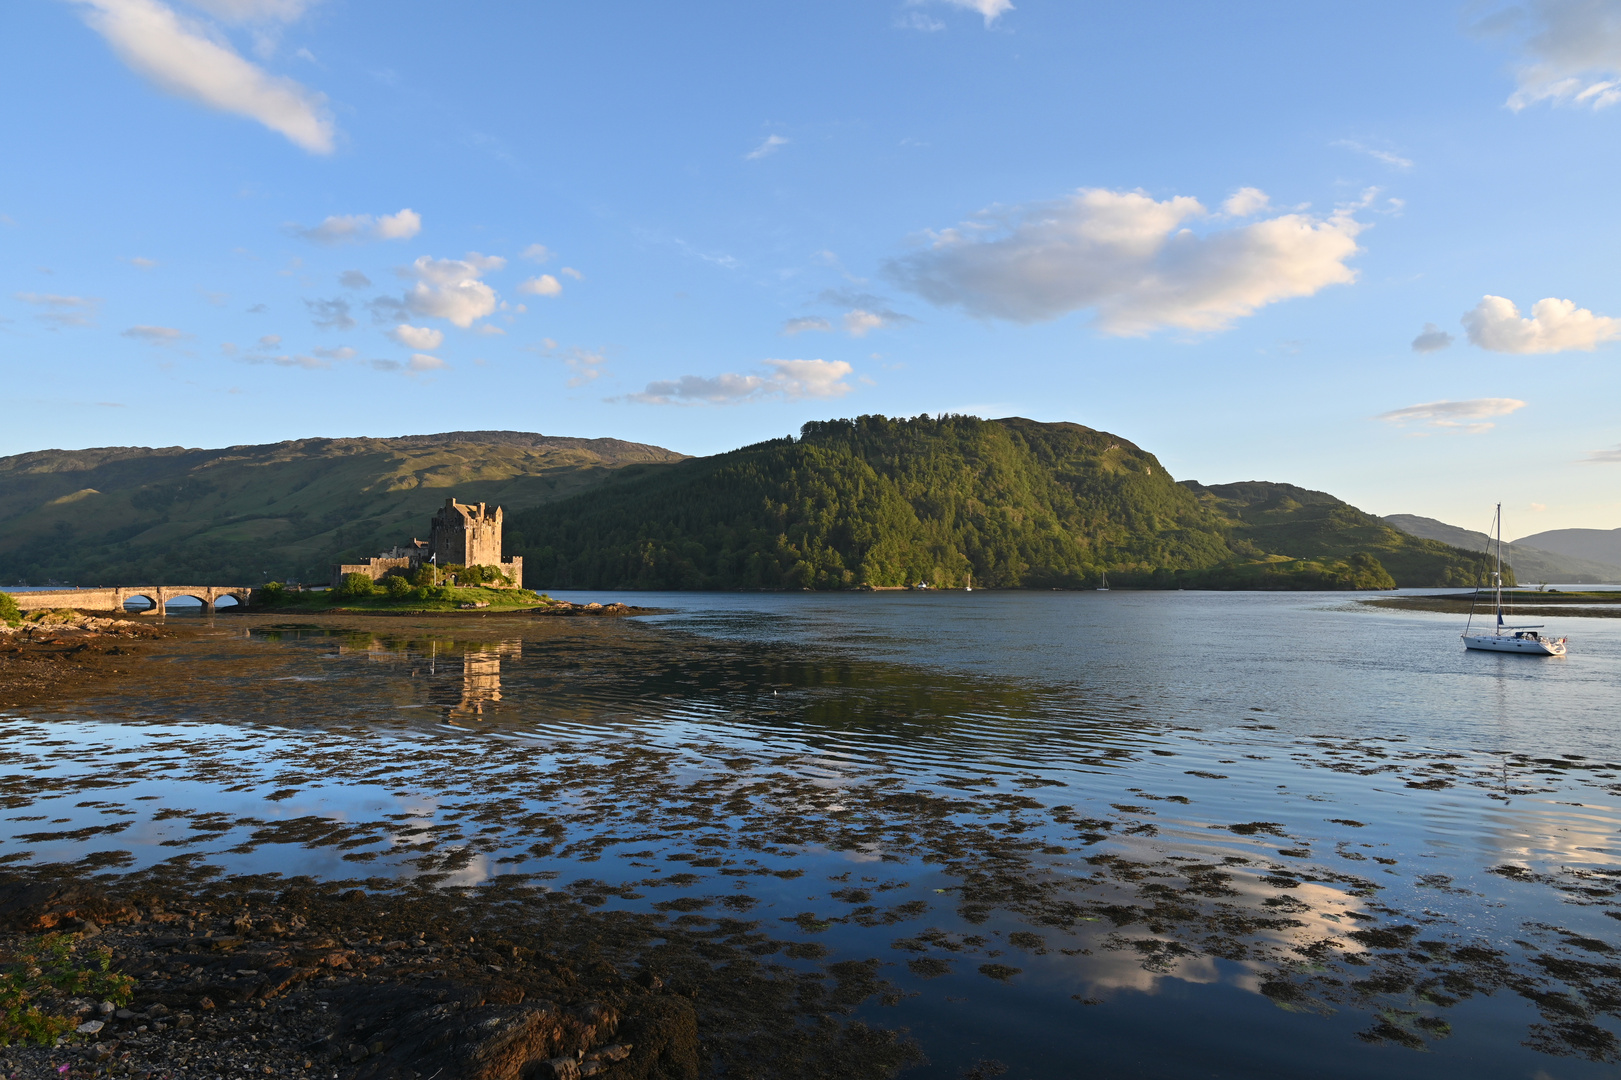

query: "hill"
xmin=1176 ymin=481 xmax=1496 ymax=588
xmin=507 ymin=415 xmax=1489 ymax=591
xmin=1511 ymin=526 xmax=1621 ymax=569
xmin=1383 ymin=515 xmax=1621 ymax=584
xmin=0 ymin=431 xmax=683 ymax=585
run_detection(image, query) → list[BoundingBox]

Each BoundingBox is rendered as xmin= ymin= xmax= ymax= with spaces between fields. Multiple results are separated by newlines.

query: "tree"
xmin=335 ymin=572 xmax=376 ymax=599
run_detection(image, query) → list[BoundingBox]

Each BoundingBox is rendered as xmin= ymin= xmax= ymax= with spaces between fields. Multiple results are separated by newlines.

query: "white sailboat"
xmin=1462 ymin=503 xmax=1567 ymax=656
xmin=1096 ymin=570 xmax=1109 ymax=592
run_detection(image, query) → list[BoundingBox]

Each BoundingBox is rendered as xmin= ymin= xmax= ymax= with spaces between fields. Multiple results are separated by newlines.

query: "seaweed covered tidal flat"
xmin=2 ymin=591 xmax=1620 ymax=1078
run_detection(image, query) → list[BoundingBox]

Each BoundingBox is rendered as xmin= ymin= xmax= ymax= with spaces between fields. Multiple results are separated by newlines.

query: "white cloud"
xmin=521 ymin=243 xmax=552 ymax=262
xmin=14 ymin=292 xmax=101 ymax=328
xmin=625 ymin=359 xmax=854 ymax=405
xmin=1333 ymin=139 xmax=1413 ymax=169
xmin=72 ymin=0 xmax=335 ymax=153
xmin=241 ymin=351 xmax=327 ymax=369
xmin=401 ymin=253 xmax=503 ymax=328
xmin=386 ymin=323 xmax=443 ymax=350
xmin=339 ymin=269 xmax=371 ymax=289
xmin=886 ymin=187 xmax=1365 ymax=335
xmin=745 ymin=134 xmax=789 ymax=160
xmin=1220 ymin=187 xmax=1271 ymax=217
xmin=311 ymin=345 xmax=354 ymax=360
xmin=783 ymin=316 xmax=833 ymax=335
xmin=1581 ymin=444 xmax=1621 ymax=463
xmin=843 ymin=310 xmax=889 ymax=337
xmin=1462 ymin=295 xmax=1621 ymax=353
xmin=297 ymin=208 xmax=420 ymax=244
xmin=518 ymin=274 xmax=561 ymax=297
xmin=473 ymin=323 xmax=505 ymax=336
xmin=560 ymin=267 xmax=583 ymax=281
xmin=555 ymin=346 xmax=606 ymax=387
xmin=898 ymin=11 xmax=946 ymax=31
xmin=372 ymin=209 xmax=421 ymax=240
xmin=122 ymin=324 xmax=187 ymax=344
xmin=258 ymin=333 xmax=280 ymax=346
xmin=1378 ymin=398 xmax=1527 ymax=433
xmin=1505 ymin=0 xmax=1621 ymax=110
xmin=1411 ymin=323 xmax=1454 ymax=352
xmin=305 ymin=296 xmax=354 ymax=330
xmin=407 ymin=353 xmax=445 ymax=372
xmin=919 ymin=0 xmax=1014 ymax=26
xmin=127 ymin=256 xmax=159 ymax=269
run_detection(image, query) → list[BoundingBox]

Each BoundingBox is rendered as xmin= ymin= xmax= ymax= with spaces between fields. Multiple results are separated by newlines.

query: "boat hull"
xmin=1463 ymin=634 xmax=1565 ymax=656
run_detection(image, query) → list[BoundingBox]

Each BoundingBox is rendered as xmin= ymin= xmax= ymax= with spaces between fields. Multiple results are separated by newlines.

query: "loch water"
xmin=4 ymin=590 xmax=1621 ymax=1078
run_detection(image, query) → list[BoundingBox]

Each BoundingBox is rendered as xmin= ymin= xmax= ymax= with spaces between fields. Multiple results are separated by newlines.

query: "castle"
xmin=331 ymin=498 xmax=523 ymax=588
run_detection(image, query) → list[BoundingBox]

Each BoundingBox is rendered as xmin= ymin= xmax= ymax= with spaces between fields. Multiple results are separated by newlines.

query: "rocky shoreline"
xmin=0 ymin=613 xmax=185 ymax=709
xmin=0 ymin=868 xmax=915 ymax=1080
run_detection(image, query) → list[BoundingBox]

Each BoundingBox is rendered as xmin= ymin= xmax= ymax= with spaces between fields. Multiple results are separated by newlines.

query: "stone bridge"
xmin=8 ymin=586 xmax=254 ymax=614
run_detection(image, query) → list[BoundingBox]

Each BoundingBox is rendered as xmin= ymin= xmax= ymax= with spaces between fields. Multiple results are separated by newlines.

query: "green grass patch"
xmin=259 ymin=584 xmax=555 ymax=613
xmin=1 ymin=932 xmax=136 ymax=1047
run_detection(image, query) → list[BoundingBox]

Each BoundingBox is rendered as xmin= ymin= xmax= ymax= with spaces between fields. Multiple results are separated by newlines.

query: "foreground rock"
xmin=0 ymin=870 xmax=915 ymax=1080
xmin=530 ymin=602 xmax=650 ymax=617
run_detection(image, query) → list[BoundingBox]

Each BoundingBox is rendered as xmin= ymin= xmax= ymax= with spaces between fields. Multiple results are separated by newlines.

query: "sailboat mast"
xmin=1494 ymin=502 xmax=1503 ymax=636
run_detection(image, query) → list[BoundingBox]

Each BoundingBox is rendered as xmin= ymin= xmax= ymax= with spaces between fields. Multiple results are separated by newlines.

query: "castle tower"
xmin=332 ymin=497 xmax=522 ymax=588
xmin=428 ymin=498 xmax=504 ymax=568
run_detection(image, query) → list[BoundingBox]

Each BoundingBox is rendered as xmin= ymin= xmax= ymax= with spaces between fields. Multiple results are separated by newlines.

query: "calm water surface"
xmin=4 ymin=590 xmax=1620 ymax=1078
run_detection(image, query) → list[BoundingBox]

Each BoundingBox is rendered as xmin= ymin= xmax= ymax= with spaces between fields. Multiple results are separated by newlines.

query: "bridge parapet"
xmin=6 ymin=586 xmax=255 ymax=614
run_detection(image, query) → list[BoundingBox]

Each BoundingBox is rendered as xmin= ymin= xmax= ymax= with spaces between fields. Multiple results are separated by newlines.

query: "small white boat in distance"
xmin=1097 ymin=570 xmax=1110 ymax=592
xmin=1463 ymin=503 xmax=1567 ymax=656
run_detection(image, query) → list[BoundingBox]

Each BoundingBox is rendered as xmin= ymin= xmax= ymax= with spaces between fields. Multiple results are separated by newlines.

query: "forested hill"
xmin=507 ymin=415 xmax=1488 ymax=590
xmin=1181 ymin=481 xmax=1500 ymax=588
xmin=510 ymin=415 xmax=1227 ymax=590
xmin=0 ymin=431 xmax=681 ymax=585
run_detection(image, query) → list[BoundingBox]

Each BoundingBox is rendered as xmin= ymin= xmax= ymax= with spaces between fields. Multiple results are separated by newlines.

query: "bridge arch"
xmin=121 ymin=593 xmax=159 ymax=612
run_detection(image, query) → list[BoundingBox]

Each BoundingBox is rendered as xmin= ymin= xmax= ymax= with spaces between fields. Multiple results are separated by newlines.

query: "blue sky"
xmin=4 ymin=0 xmax=1620 ymax=535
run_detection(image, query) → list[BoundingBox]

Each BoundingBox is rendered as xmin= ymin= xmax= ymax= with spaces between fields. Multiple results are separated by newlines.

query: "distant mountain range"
xmin=1512 ymin=527 xmax=1621 ymax=571
xmin=1382 ymin=515 xmax=1621 ymax=584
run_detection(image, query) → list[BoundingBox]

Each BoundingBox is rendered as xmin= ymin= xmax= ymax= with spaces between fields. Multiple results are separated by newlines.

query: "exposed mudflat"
xmin=2 ymin=596 xmax=1619 ymax=1078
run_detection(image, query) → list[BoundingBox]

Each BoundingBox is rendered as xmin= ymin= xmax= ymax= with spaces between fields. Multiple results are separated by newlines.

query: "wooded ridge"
xmin=506 ymin=415 xmax=1493 ymax=591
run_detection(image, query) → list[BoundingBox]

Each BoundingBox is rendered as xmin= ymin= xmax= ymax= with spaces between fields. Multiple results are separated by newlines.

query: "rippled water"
xmin=4 ymin=590 xmax=1621 ymax=1078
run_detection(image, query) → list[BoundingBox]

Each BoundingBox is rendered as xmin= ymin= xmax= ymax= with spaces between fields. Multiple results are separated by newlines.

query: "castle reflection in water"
xmin=336 ymin=636 xmax=521 ymax=719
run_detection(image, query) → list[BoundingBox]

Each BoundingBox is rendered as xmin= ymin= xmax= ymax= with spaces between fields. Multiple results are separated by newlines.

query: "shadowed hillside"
xmin=0 ymin=431 xmax=683 ymax=585
xmin=1383 ymin=514 xmax=1621 ymax=584
xmin=1512 ymin=526 xmax=1621 ymax=570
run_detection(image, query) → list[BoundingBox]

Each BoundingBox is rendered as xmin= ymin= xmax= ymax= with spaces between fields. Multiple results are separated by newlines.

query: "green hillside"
xmin=507 ymin=415 xmax=1490 ymax=591
xmin=0 ymin=431 xmax=682 ymax=585
xmin=1182 ymin=482 xmax=1502 ymax=588
xmin=0 ymin=417 xmax=1494 ymax=592
xmin=510 ymin=414 xmax=1230 ymax=590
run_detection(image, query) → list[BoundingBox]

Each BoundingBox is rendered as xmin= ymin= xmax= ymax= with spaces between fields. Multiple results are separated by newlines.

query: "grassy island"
xmin=255 ymin=583 xmax=555 ymax=614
